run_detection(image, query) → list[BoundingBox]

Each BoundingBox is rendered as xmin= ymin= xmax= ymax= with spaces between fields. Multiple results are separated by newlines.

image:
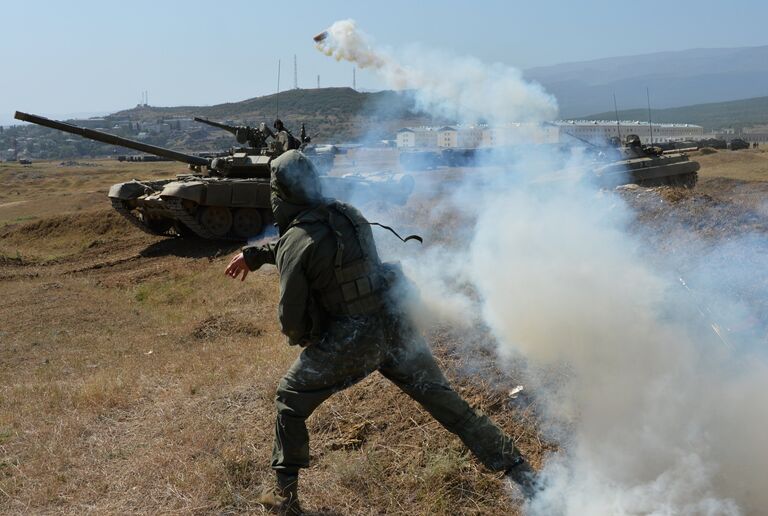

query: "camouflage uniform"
xmin=243 ymin=150 xmax=523 ymax=479
xmin=272 ymin=119 xmax=300 ymax=154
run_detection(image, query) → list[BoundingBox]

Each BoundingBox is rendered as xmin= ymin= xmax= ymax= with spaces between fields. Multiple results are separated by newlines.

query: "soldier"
xmin=273 ymin=119 xmax=301 ymax=153
xmin=225 ymin=150 xmax=538 ymax=513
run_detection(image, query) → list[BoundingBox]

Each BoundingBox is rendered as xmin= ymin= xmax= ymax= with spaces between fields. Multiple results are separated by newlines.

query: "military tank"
xmin=593 ymin=135 xmax=700 ymax=188
xmin=728 ymin=138 xmax=750 ymax=151
xmin=192 ymin=116 xmax=336 ymax=173
xmin=14 ymin=111 xmax=415 ymax=241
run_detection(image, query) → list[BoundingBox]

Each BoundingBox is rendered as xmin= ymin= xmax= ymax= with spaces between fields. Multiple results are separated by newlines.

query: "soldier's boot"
xmin=259 ymin=472 xmax=302 ymax=515
xmin=504 ymin=456 xmax=540 ymax=499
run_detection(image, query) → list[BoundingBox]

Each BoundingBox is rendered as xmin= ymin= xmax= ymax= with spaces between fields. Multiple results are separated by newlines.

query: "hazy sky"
xmin=2 ymin=0 xmax=767 ymax=124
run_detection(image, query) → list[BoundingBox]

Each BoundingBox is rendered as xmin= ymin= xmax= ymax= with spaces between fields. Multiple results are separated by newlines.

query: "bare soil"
xmin=0 ymin=149 xmax=766 ymax=514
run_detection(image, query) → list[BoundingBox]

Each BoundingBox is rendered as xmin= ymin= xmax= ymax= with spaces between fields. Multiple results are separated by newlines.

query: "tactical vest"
xmin=289 ymin=201 xmax=385 ymax=317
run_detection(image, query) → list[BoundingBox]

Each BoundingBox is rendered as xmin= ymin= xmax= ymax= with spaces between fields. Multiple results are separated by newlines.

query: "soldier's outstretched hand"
xmin=225 ymin=252 xmax=250 ymax=281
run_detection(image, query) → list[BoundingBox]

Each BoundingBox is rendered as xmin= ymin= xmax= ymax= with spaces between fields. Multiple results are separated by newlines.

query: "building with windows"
xmin=554 ymin=120 xmax=704 ymax=145
xmin=396 ymin=127 xmax=440 ymax=148
xmin=482 ymin=123 xmax=560 ymax=146
xmin=743 ymin=126 xmax=768 ymax=145
xmin=396 ymin=120 xmax=703 ymax=148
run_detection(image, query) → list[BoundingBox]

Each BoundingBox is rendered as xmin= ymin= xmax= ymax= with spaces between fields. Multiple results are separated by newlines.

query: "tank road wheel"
xmin=198 ymin=206 xmax=233 ymax=238
xmin=232 ymin=208 xmax=263 ymax=239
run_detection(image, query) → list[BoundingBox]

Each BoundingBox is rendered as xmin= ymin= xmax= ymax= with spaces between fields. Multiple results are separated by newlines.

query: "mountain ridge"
xmin=581 ymin=95 xmax=768 ymax=130
xmin=524 ymin=45 xmax=768 ymax=117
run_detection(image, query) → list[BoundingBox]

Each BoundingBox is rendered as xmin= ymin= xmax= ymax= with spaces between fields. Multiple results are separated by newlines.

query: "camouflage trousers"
xmin=270 ymin=311 xmax=521 ymax=474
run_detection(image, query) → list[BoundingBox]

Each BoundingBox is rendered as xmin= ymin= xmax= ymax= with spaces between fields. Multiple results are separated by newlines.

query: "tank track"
xmin=164 ymin=198 xmax=242 ymax=241
xmin=636 ymin=171 xmax=698 ymax=189
xmin=110 ymin=198 xmax=172 ymax=236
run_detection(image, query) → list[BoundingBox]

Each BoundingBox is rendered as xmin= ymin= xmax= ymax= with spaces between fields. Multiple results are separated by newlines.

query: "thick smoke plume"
xmin=315 ymin=19 xmax=557 ymax=123
xmin=317 ymin=20 xmax=768 ymax=515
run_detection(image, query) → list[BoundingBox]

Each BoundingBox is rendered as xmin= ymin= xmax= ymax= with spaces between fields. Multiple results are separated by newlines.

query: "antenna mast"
xmin=646 ymin=87 xmax=653 ymax=144
xmin=353 ymin=67 xmax=356 ymax=90
xmin=613 ymin=93 xmax=622 ymax=142
xmin=293 ymin=54 xmax=298 ymax=89
xmin=276 ymin=59 xmax=281 ymax=120
xmin=317 ymin=75 xmax=320 ymax=89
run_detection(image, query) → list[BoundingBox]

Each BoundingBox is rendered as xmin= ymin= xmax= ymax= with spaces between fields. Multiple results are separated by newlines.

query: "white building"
xmin=437 ymin=126 xmax=457 ymax=148
xmin=482 ymin=123 xmax=560 ymax=146
xmin=396 ymin=127 xmax=439 ymax=148
xmin=398 ymin=123 xmax=558 ymax=149
xmin=396 ymin=120 xmax=703 ymax=148
xmin=554 ymin=120 xmax=704 ymax=145
xmin=743 ymin=126 xmax=768 ymax=145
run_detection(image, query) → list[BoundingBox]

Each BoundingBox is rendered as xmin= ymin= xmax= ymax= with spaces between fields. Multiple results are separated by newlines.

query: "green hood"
xmin=270 ymin=150 xmax=324 ymax=233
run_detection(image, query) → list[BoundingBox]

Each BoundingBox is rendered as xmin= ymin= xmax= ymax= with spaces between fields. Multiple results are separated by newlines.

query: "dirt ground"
xmin=0 ymin=148 xmax=766 ymax=514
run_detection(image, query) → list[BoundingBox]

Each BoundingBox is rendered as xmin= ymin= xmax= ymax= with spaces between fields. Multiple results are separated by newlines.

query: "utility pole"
xmin=276 ymin=59 xmax=281 ymax=120
xmin=646 ymin=87 xmax=653 ymax=144
xmin=293 ymin=54 xmax=298 ymax=89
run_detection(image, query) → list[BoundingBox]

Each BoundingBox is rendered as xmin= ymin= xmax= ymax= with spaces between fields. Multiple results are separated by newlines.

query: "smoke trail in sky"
xmin=315 ymin=19 xmax=558 ymax=123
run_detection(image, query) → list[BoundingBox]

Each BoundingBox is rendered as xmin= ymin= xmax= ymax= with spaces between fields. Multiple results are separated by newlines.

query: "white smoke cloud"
xmin=316 ymin=19 xmax=558 ymax=123
xmin=471 ymin=178 xmax=768 ymax=514
xmin=317 ymin=20 xmax=768 ymax=515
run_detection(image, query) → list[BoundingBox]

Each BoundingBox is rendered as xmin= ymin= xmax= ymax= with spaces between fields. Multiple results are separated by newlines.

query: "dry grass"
xmin=695 ymin=147 xmax=768 ymax=182
xmin=0 ymin=158 xmax=535 ymax=515
xmin=0 ymin=152 xmax=765 ymax=514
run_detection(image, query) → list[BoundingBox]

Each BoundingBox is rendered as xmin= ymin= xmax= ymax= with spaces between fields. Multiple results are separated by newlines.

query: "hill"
xmin=525 ymin=45 xmax=768 ymax=118
xmin=113 ymin=87 xmax=430 ymax=143
xmin=581 ymin=96 xmax=768 ymax=130
xmin=1 ymin=88 xmax=434 ymax=160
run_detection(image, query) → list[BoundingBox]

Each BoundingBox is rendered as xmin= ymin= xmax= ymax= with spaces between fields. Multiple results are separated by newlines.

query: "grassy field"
xmin=0 ymin=149 xmax=766 ymax=514
xmin=0 ymin=158 xmax=545 ymax=515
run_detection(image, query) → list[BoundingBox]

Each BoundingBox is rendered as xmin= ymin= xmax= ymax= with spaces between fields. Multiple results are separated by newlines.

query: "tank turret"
xmin=194 ymin=117 xmax=274 ymax=150
xmin=195 ymin=117 xmax=336 ymax=175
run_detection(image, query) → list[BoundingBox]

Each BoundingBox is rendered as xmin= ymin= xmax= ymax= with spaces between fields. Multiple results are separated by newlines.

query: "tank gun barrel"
xmin=14 ymin=111 xmax=210 ymax=167
xmin=194 ymin=117 xmax=238 ymax=134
